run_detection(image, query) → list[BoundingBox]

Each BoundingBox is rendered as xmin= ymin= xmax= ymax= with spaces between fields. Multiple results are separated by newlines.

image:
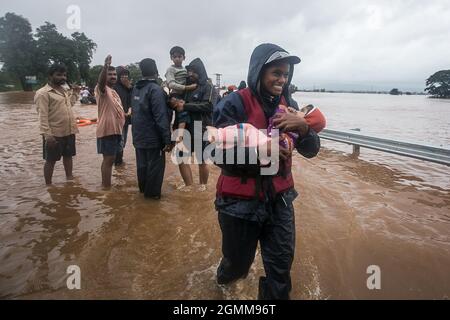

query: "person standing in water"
xmin=95 ymin=55 xmax=125 ymax=189
xmin=113 ymin=66 xmax=133 ymax=166
xmin=131 ymin=58 xmax=172 ymax=199
xmin=35 ymin=63 xmax=80 ymax=185
xmin=213 ymin=43 xmax=321 ymax=299
xmin=170 ymin=58 xmax=214 ymax=192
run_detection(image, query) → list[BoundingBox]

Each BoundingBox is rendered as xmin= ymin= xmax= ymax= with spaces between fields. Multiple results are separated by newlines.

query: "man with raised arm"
xmin=95 ymin=55 xmax=125 ymax=189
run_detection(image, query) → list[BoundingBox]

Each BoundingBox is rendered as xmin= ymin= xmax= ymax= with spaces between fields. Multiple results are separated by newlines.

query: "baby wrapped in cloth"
xmin=207 ymin=104 xmax=326 ymax=153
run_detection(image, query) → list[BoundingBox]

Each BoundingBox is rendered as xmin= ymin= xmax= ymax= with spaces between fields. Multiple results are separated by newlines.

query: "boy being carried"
xmin=164 ymin=46 xmax=197 ymax=141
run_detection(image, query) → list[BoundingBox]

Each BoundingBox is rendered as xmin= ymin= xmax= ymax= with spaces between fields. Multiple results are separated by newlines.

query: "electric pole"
xmin=214 ymin=73 xmax=222 ymax=88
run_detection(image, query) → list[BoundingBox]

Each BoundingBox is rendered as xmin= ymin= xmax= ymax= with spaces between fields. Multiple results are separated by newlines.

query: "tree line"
xmin=0 ymin=12 xmax=96 ymax=91
xmin=0 ymin=12 xmax=449 ymax=98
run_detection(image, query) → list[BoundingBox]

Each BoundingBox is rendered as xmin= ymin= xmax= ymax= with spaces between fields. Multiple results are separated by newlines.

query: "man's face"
xmin=261 ymin=62 xmax=290 ymax=96
xmin=188 ymin=69 xmax=199 ymax=83
xmin=119 ymin=73 xmax=129 ymax=85
xmin=107 ymin=70 xmax=117 ymax=86
xmin=50 ymin=71 xmax=67 ymax=86
xmin=171 ymin=53 xmax=185 ymax=67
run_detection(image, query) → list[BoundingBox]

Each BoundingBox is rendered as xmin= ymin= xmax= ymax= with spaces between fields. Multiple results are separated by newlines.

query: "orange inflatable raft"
xmin=76 ymin=118 xmax=97 ymax=127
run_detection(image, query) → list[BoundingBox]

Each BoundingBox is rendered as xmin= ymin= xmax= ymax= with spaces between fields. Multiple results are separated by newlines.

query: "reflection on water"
xmin=0 ymin=91 xmax=449 ymax=299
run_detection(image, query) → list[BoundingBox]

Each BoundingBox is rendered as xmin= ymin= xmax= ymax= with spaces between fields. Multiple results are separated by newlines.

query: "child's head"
xmin=300 ymin=104 xmax=314 ymax=115
xmin=302 ymin=105 xmax=326 ymax=133
xmin=170 ymin=46 xmax=185 ymax=67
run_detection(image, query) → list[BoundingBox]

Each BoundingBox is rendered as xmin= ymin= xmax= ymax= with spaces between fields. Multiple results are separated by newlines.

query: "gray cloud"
xmin=1 ymin=0 xmax=449 ymax=91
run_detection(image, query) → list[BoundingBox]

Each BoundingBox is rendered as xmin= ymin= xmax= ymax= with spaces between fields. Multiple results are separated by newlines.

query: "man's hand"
xmin=168 ymin=97 xmax=185 ymax=112
xmin=279 ymin=145 xmax=291 ymax=161
xmin=105 ymin=55 xmax=112 ymax=66
xmin=45 ymin=135 xmax=57 ymax=148
xmin=185 ymin=84 xmax=197 ymax=92
xmin=206 ymin=126 xmax=218 ymax=143
xmin=176 ymin=100 xmax=185 ymax=112
xmin=272 ymin=111 xmax=309 ymax=137
xmin=287 ymin=106 xmax=306 ymax=118
xmin=175 ymin=135 xmax=184 ymax=144
xmin=162 ymin=144 xmax=173 ymax=152
xmin=169 ymin=97 xmax=178 ymax=109
xmin=99 ymin=55 xmax=112 ymax=93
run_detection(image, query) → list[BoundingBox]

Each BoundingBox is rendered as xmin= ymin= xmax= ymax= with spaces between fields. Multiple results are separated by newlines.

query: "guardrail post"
xmin=350 ymin=128 xmax=361 ymax=157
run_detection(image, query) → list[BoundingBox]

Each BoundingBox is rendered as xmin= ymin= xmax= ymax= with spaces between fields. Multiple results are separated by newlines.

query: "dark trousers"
xmin=217 ymin=195 xmax=296 ymax=300
xmin=135 ymin=148 xmax=165 ymax=198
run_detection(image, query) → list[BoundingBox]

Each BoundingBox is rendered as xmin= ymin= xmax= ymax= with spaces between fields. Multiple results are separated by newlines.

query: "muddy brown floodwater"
xmin=0 ymin=91 xmax=449 ymax=299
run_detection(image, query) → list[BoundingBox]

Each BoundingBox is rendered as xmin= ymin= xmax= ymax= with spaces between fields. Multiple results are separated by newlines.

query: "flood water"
xmin=0 ymin=91 xmax=449 ymax=299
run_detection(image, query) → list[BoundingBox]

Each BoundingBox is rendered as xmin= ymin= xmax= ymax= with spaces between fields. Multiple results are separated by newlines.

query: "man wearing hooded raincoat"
xmin=171 ymin=58 xmax=214 ymax=190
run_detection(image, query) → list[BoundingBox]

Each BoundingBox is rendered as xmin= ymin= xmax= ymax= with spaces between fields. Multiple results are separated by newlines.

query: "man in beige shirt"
xmin=95 ymin=55 xmax=125 ymax=189
xmin=35 ymin=63 xmax=80 ymax=185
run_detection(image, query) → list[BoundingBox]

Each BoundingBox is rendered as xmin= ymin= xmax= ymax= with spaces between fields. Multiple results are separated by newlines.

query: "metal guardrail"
xmin=319 ymin=129 xmax=450 ymax=166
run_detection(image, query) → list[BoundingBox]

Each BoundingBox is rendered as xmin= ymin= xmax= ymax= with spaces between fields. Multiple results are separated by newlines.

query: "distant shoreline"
xmin=296 ymin=89 xmax=428 ymax=96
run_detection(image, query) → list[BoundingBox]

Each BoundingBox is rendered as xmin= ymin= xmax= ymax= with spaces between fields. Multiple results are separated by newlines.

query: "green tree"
xmin=125 ymin=62 xmax=163 ymax=85
xmin=0 ymin=12 xmax=41 ymax=91
xmin=425 ymin=70 xmax=450 ymax=98
xmin=0 ymin=69 xmax=20 ymax=91
xmin=71 ymin=32 xmax=97 ymax=83
xmin=86 ymin=65 xmax=103 ymax=88
xmin=35 ymin=22 xmax=79 ymax=82
xmin=0 ymin=13 xmax=97 ymax=90
xmin=126 ymin=62 xmax=141 ymax=83
xmin=35 ymin=22 xmax=97 ymax=85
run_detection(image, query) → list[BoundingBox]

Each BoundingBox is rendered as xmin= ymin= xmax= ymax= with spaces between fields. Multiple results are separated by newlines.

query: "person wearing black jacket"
xmin=170 ymin=58 xmax=214 ymax=191
xmin=237 ymin=80 xmax=247 ymax=90
xmin=131 ymin=59 xmax=172 ymax=199
xmin=113 ymin=66 xmax=133 ymax=165
xmin=212 ymin=43 xmax=321 ymax=299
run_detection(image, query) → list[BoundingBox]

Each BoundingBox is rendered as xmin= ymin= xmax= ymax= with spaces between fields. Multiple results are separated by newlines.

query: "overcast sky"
xmin=2 ymin=0 xmax=450 ymax=91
